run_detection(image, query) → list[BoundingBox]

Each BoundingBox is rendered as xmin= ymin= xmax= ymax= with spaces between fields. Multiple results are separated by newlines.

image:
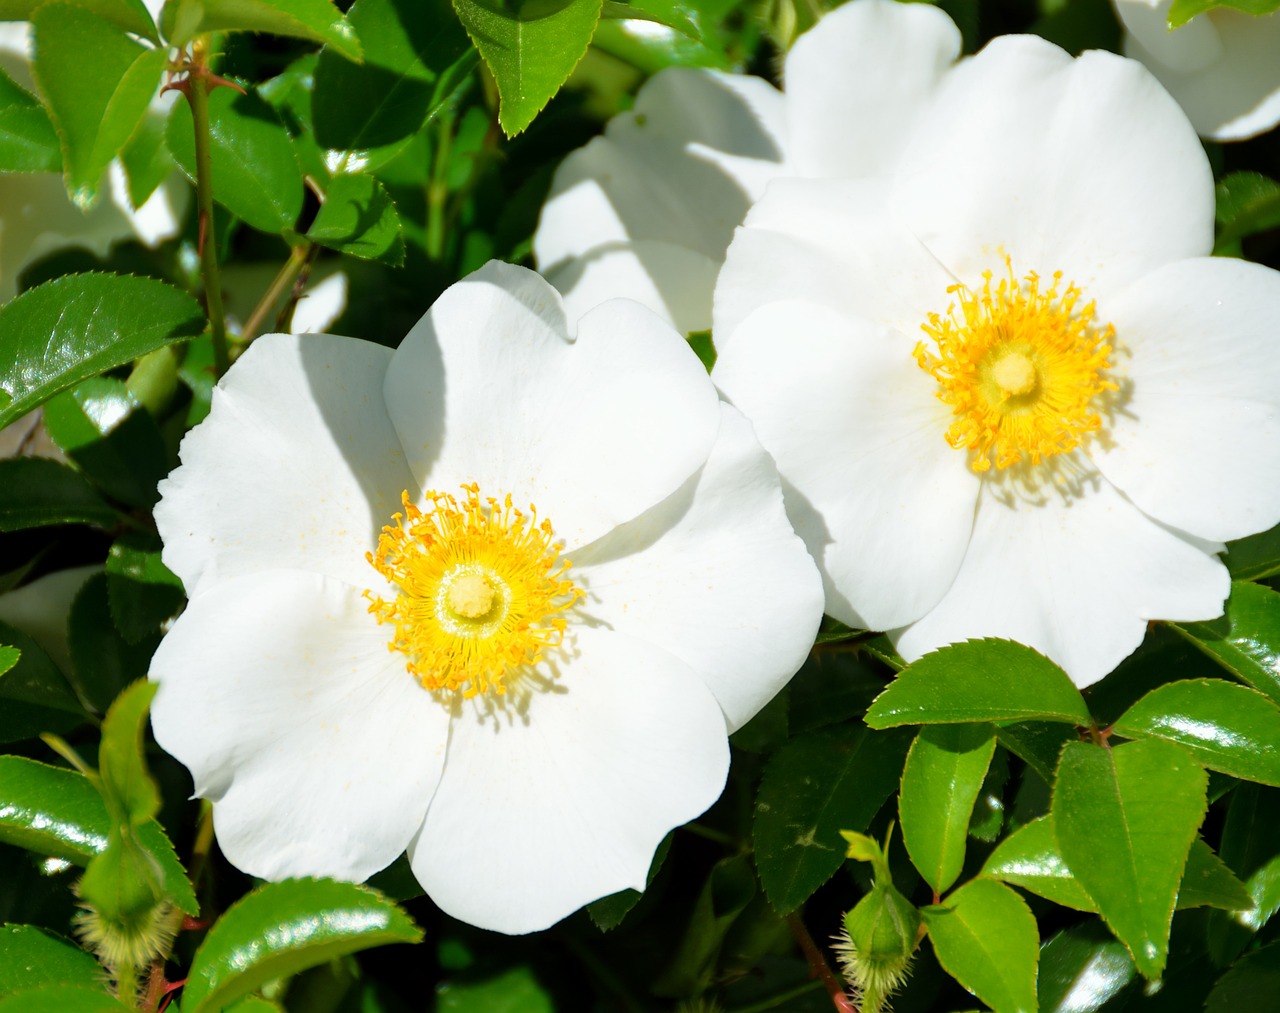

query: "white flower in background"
xmin=712 ymin=26 xmax=1280 ymax=687
xmin=148 ymin=262 xmax=823 ymax=934
xmin=1114 ymin=0 xmax=1280 ymax=140
xmin=0 ymin=565 xmax=99 ymax=674
xmin=0 ymin=6 xmax=184 ymax=300
xmin=533 ymin=0 xmax=960 ymax=333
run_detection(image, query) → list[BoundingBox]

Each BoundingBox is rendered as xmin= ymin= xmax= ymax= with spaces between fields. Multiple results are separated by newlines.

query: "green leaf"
xmin=31 ymin=4 xmax=167 ymax=207
xmin=1172 ymin=582 xmax=1280 ymax=704
xmin=1179 ymin=838 xmax=1255 ymax=911
xmin=43 ymin=378 xmax=169 ymax=509
xmin=653 ymin=854 xmax=756 ymax=997
xmin=0 ymin=272 xmax=205 ymax=431
xmin=813 ymin=615 xmax=864 ymax=645
xmin=312 ymin=0 xmax=477 ymax=173
xmin=600 ymin=0 xmax=702 ymax=38
xmin=161 ymin=0 xmax=361 ymax=60
xmin=899 ymin=724 xmax=996 ymax=894
xmin=183 ymin=879 xmax=422 ymax=1013
xmin=96 ymin=679 xmax=158 ymax=825
xmin=1215 ymin=171 xmax=1280 ymax=252
xmin=864 ymin=639 xmax=1091 ymax=728
xmin=0 ymin=0 xmax=157 ymax=37
xmin=922 ymin=879 xmax=1039 ymax=1013
xmin=0 ymin=67 xmax=61 ymax=173
xmin=104 ymin=533 xmax=184 ymax=644
xmin=68 ymin=573 xmax=156 ymax=714
xmin=118 ymin=111 xmax=173 ymax=209
xmin=0 ymin=619 xmax=85 ymax=742
xmin=307 ymin=174 xmax=404 ymax=264
xmin=1224 ymin=521 xmax=1280 ymax=582
xmin=1169 ymin=0 xmax=1280 ymax=29
xmin=996 ymin=721 xmax=1076 ymax=783
xmin=0 ymin=986 xmax=135 ymax=1013
xmin=1037 ymin=921 xmax=1136 ymax=1013
xmin=968 ymin=747 xmax=1009 ymax=843
xmin=753 ymin=724 xmax=912 ymax=913
xmin=0 ymin=925 xmax=103 ymax=991
xmin=1112 ymin=679 xmax=1280 ymax=786
xmin=587 ymin=831 xmax=670 ymax=931
xmin=78 ymin=822 xmax=165 ymax=930
xmin=0 ymin=460 xmax=115 ymax=532
xmin=167 ymin=86 xmax=304 ymax=235
xmin=436 ymin=966 xmax=554 ymax=1013
xmin=1053 ymin=739 xmax=1208 ymax=979
xmin=452 ymin=0 xmax=602 ymax=136
xmin=1207 ymin=783 xmax=1280 ymax=965
xmin=983 ymin=816 xmax=1097 ymax=912
xmin=1205 ymin=938 xmax=1280 ymax=1013
xmin=0 ymin=646 xmax=18 ymax=678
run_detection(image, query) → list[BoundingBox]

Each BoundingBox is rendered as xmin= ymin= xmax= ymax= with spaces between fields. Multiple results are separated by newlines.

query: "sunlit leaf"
xmin=308 ymin=174 xmax=405 ymax=264
xmin=0 ymin=925 xmax=103 ymax=991
xmin=1037 ymin=921 xmax=1136 ymax=1013
xmin=0 ymin=986 xmax=135 ymax=1013
xmin=161 ymin=0 xmax=361 ymax=59
xmin=1172 ymin=582 xmax=1280 ymax=704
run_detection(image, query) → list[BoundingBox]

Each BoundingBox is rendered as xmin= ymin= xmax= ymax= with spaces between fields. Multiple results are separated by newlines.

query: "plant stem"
xmin=787 ymin=912 xmax=857 ymax=1013
xmin=116 ymin=960 xmax=140 ymax=1009
xmin=239 ymin=244 xmax=313 ymax=344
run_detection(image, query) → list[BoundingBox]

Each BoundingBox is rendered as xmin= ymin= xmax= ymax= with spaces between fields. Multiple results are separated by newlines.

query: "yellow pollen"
xmin=364 ymin=484 xmax=584 ymax=699
xmin=914 ymin=256 xmax=1118 ymax=473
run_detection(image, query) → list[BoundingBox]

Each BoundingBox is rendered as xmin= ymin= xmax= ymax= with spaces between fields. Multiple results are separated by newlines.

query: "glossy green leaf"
xmin=313 ymin=0 xmax=476 ymax=172
xmin=1224 ymin=521 xmax=1280 ymax=582
xmin=0 ymin=0 xmax=156 ymax=37
xmin=117 ymin=112 xmax=172 ymax=209
xmin=436 ymin=966 xmax=553 ymax=1013
xmin=587 ymin=832 xmax=670 ymax=931
xmin=68 ymin=573 xmax=156 ymax=714
xmin=104 ymin=532 xmax=184 ymax=644
xmin=453 ymin=0 xmax=602 ymax=136
xmin=1207 ymin=783 xmax=1280 ymax=965
xmin=31 ymin=5 xmax=167 ymax=207
xmin=1205 ymin=938 xmax=1280 ymax=1012
xmin=0 ymin=925 xmax=103 ymax=991
xmin=1173 ymin=582 xmax=1280 ymax=704
xmin=0 ymin=272 xmax=205 ymax=431
xmin=923 ymin=878 xmax=1039 ymax=1013
xmin=753 ymin=724 xmax=912 ymax=913
xmin=168 ymin=86 xmax=304 ymax=234
xmin=968 ymin=748 xmax=1009 ymax=843
xmin=0 ymin=460 xmax=114 ymax=534
xmin=899 ymin=724 xmax=996 ymax=894
xmin=96 ymin=679 xmax=158 ymax=825
xmin=865 ymin=639 xmax=1091 ymax=728
xmin=996 ymin=721 xmax=1076 ymax=783
xmin=0 ymin=67 xmax=60 ymax=173
xmin=161 ymin=0 xmax=361 ymax=59
xmin=0 ymin=646 xmax=18 ymax=678
xmin=1112 ymin=679 xmax=1280 ymax=786
xmin=983 ymin=815 xmax=1097 ymax=912
xmin=1169 ymin=0 xmax=1280 ymax=28
xmin=43 ymin=378 xmax=169 ymax=509
xmin=1037 ymin=921 xmax=1136 ymax=1013
xmin=653 ymin=854 xmax=756 ymax=996
xmin=0 ymin=620 xmax=85 ymax=742
xmin=1053 ymin=739 xmax=1207 ymax=979
xmin=183 ymin=879 xmax=422 ymax=1013
xmin=308 ymin=174 xmax=404 ymax=264
xmin=1179 ymin=839 xmax=1254 ymax=911
xmin=0 ymin=986 xmax=134 ymax=1013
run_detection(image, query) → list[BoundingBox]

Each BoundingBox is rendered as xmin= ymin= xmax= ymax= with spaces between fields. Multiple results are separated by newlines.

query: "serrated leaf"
xmin=1224 ymin=521 xmax=1280 ymax=582
xmin=96 ymin=679 xmax=158 ymax=825
xmin=0 ymin=0 xmax=156 ymax=37
xmin=167 ymin=85 xmax=304 ymax=234
xmin=814 ymin=615 xmax=864 ymax=645
xmin=0 ymin=985 xmax=135 ymax=1013
xmin=0 ymin=272 xmax=205 ymax=431
xmin=1112 ymin=679 xmax=1280 ymax=786
xmin=31 ymin=5 xmax=167 ymax=207
xmin=587 ymin=832 xmax=670 ymax=931
xmin=104 ymin=532 xmax=184 ymax=644
xmin=0 ymin=66 xmax=60 ymax=172
xmin=161 ymin=0 xmax=361 ymax=59
xmin=0 ymin=459 xmax=116 ymax=532
xmin=452 ymin=0 xmax=602 ymax=136
xmin=0 ymin=619 xmax=85 ymax=742
xmin=1172 ymin=582 xmax=1280 ymax=704
xmin=753 ymin=724 xmax=912 ymax=913
xmin=865 ymin=639 xmax=1091 ymax=728
xmin=312 ymin=0 xmax=476 ymax=172
xmin=983 ymin=815 xmax=1097 ymax=912
xmin=78 ymin=822 xmax=165 ymax=929
xmin=308 ymin=174 xmax=404 ymax=264
xmin=1169 ymin=0 xmax=1280 ymax=29
xmin=923 ymin=879 xmax=1039 ymax=1013
xmin=436 ymin=966 xmax=554 ymax=1013
xmin=1205 ymin=938 xmax=1280 ymax=1012
xmin=1037 ymin=921 xmax=1136 ymax=1013
xmin=68 ymin=573 xmax=155 ymax=714
xmin=183 ymin=879 xmax=422 ymax=1013
xmin=899 ymin=724 xmax=996 ymax=894
xmin=1053 ymin=739 xmax=1207 ymax=979
xmin=0 ymin=925 xmax=102 ymax=991
xmin=1215 ymin=171 xmax=1280 ymax=252
xmin=1179 ymin=838 xmax=1255 ymax=911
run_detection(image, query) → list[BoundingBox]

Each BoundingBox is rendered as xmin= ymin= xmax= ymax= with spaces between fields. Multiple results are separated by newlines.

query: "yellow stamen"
xmin=365 ymin=484 xmax=584 ymax=699
xmin=914 ymin=256 xmax=1117 ymax=473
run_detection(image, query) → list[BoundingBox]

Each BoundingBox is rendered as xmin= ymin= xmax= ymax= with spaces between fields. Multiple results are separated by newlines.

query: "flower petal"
xmin=893 ymin=476 xmax=1229 ymax=688
xmin=409 ymin=626 xmax=729 ymax=934
xmin=149 ymin=571 xmax=449 ymax=882
xmin=385 ymin=262 xmax=721 ymax=550
xmin=892 ymin=35 xmax=1214 ymax=298
xmin=1091 ymin=257 xmax=1280 ymax=543
xmin=155 ymin=333 xmax=415 ymax=600
xmin=570 ymin=404 xmax=823 ymax=732
xmin=714 ymin=300 xmax=981 ymax=631
xmin=784 ymin=0 xmax=960 ymax=179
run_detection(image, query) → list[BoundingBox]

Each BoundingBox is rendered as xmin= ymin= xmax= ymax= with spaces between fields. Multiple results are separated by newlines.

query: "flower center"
xmin=914 ymin=257 xmax=1117 ymax=473
xmin=365 ymin=484 xmax=584 ymax=699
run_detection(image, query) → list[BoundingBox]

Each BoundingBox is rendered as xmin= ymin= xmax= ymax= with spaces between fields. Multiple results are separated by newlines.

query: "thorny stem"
xmin=787 ymin=912 xmax=857 ymax=1013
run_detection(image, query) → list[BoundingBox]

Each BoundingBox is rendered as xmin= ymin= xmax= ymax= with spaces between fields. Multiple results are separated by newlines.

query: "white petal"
xmin=409 ymin=626 xmax=729 ymax=934
xmin=155 ymin=332 xmax=414 ymax=600
xmin=289 ymin=267 xmax=349 ymax=333
xmin=893 ymin=476 xmax=1230 ymax=688
xmin=784 ymin=0 xmax=960 ymax=178
xmin=714 ymin=300 xmax=981 ymax=631
xmin=1115 ymin=0 xmax=1223 ymax=74
xmin=569 ymin=404 xmax=823 ymax=732
xmin=1092 ymin=257 xmax=1280 ymax=542
xmin=385 ymin=262 xmax=721 ymax=550
xmin=892 ymin=35 xmax=1214 ymax=298
xmin=149 ymin=571 xmax=449 ymax=882
xmin=545 ymin=240 xmax=719 ymax=335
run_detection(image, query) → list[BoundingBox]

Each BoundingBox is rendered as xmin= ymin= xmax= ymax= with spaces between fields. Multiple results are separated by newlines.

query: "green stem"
xmin=115 ymin=959 xmax=140 ymax=1009
xmin=239 ymin=244 xmax=312 ymax=344
xmin=425 ymin=112 xmax=454 ymax=263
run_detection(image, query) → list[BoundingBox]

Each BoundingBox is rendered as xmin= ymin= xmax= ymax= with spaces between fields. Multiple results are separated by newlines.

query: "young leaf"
xmin=0 ymin=619 xmax=86 ymax=743
xmin=308 ymin=174 xmax=405 ymax=264
xmin=161 ymin=0 xmax=361 ymax=60
xmin=1053 ymin=739 xmax=1208 ymax=979
xmin=0 ymin=459 xmax=116 ymax=532
xmin=899 ymin=723 xmax=996 ymax=894
xmin=31 ymin=4 xmax=167 ymax=207
xmin=1037 ymin=922 xmax=1136 ymax=1013
xmin=982 ymin=816 xmax=1097 ymax=913
xmin=96 ymin=679 xmax=159 ymax=826
xmin=753 ymin=724 xmax=912 ymax=913
xmin=452 ymin=0 xmax=603 ymax=136
xmin=0 ymin=272 xmax=206 ymax=431
xmin=182 ymin=879 xmax=422 ymax=1013
xmin=105 ymin=533 xmax=185 ymax=644
xmin=0 ymin=985 xmax=136 ymax=1013
xmin=864 ymin=639 xmax=1091 ymax=728
xmin=922 ymin=878 xmax=1039 ymax=1013
xmin=0 ymin=67 xmax=60 ymax=172
xmin=1224 ymin=520 xmax=1280 ymax=582
xmin=1111 ymin=679 xmax=1280 ymax=786
xmin=1172 ymin=582 xmax=1280 ymax=704
xmin=0 ymin=925 xmax=104 ymax=991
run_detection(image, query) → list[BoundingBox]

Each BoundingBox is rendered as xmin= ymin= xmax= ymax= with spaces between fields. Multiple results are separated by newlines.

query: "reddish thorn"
xmin=181 ymin=915 xmax=210 ymax=931
xmin=162 ymin=978 xmax=187 ymax=995
xmin=205 ymin=71 xmax=247 ymax=94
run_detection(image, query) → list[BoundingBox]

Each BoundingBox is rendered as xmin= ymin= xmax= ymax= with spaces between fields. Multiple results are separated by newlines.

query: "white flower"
xmin=1113 ymin=0 xmax=1280 ymax=140
xmin=712 ymin=25 xmax=1280 ymax=687
xmin=148 ymin=261 xmax=823 ymax=934
xmin=533 ymin=0 xmax=959 ymax=333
